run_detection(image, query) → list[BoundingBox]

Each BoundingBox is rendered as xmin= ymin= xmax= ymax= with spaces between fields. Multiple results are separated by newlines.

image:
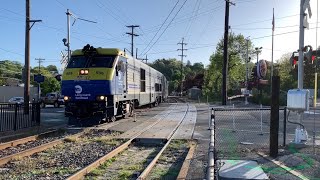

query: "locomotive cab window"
xmin=140 ymin=68 xmax=146 ymax=92
xmin=89 ymin=56 xmax=115 ymax=68
xmin=66 ymin=56 xmax=115 ymax=68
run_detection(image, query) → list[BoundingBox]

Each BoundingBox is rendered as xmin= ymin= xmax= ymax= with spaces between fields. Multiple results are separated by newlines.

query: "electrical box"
xmin=287 ymin=89 xmax=309 ymax=112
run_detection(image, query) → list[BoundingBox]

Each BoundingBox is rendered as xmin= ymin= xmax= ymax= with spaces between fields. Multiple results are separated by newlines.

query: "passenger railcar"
xmin=62 ymin=44 xmax=168 ymax=125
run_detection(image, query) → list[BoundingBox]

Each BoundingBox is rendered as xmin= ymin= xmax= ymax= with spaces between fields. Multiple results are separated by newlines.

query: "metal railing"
xmin=0 ymin=103 xmax=40 ymax=132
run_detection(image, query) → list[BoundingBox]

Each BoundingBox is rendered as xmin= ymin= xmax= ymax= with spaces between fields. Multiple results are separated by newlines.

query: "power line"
xmin=183 ymin=0 xmax=201 ymax=41
xmin=139 ymin=0 xmax=180 ymax=56
xmin=142 ymin=0 xmax=188 ymax=56
xmin=141 ymin=3 xmax=224 ymax=35
xmin=232 ymin=14 xmax=300 ymax=27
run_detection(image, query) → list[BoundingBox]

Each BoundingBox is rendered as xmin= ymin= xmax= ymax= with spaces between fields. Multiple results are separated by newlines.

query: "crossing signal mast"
xmin=287 ymin=0 xmax=313 ymax=145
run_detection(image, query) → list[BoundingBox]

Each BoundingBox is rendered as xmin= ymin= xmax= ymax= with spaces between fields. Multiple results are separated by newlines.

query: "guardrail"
xmin=0 ymin=103 xmax=40 ymax=132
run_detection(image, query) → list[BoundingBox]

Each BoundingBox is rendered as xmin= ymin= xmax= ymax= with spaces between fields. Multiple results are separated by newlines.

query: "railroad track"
xmin=0 ymin=119 xmax=128 ymax=169
xmin=68 ymin=100 xmax=196 ymax=180
xmin=0 ymin=100 xmax=196 ymax=179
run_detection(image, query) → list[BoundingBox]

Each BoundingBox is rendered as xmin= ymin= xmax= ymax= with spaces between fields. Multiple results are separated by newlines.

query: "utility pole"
xmin=141 ymin=55 xmax=148 ymax=64
xmin=63 ymin=9 xmax=97 ymax=62
xmin=222 ymin=0 xmax=235 ymax=105
xmin=136 ymin=48 xmax=138 ymax=59
xmin=245 ymin=38 xmax=249 ymax=105
xmin=66 ymin=9 xmax=71 ymax=62
xmin=126 ymin=25 xmax=139 ymax=57
xmin=178 ymin=38 xmax=187 ymax=96
xmin=36 ymin=58 xmax=44 ymax=74
xmin=35 ymin=58 xmax=44 ymax=101
xmin=24 ymin=0 xmax=41 ymax=113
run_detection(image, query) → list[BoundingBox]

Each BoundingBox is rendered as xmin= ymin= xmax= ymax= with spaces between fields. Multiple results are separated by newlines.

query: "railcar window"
xmin=140 ymin=68 xmax=146 ymax=92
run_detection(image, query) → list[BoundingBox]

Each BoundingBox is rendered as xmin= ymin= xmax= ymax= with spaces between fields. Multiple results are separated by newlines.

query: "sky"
xmin=0 ymin=0 xmax=319 ymax=72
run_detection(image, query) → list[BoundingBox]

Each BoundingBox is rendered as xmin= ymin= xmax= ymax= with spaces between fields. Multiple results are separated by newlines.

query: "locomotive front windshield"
xmin=67 ymin=56 xmax=116 ymax=68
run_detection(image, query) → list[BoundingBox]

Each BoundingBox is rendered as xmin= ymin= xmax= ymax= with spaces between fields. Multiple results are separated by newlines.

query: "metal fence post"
xmin=31 ymin=103 xmax=35 ymax=123
xmin=207 ymin=108 xmax=215 ymax=180
xmin=260 ymin=104 xmax=263 ymax=135
xmin=14 ymin=103 xmax=18 ymax=131
xmin=36 ymin=102 xmax=41 ymax=126
xmin=283 ymin=107 xmax=287 ymax=147
xmin=232 ymin=104 xmax=236 ymax=132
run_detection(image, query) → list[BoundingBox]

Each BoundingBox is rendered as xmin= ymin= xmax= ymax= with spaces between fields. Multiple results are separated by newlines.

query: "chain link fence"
xmin=214 ymin=107 xmax=286 ymax=160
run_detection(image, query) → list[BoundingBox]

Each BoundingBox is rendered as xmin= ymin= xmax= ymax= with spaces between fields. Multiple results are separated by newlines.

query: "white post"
xmin=232 ymin=104 xmax=236 ymax=132
xmin=260 ymin=104 xmax=263 ymax=135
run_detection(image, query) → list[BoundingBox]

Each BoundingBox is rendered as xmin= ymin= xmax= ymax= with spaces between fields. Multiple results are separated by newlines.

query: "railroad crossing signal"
xmin=290 ymin=46 xmax=319 ymax=68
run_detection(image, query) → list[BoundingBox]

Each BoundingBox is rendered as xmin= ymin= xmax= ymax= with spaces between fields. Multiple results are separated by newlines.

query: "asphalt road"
xmin=40 ymin=105 xmax=67 ymax=128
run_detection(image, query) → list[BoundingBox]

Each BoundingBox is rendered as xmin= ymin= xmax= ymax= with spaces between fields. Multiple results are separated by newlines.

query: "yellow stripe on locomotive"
xmin=62 ymin=68 xmax=115 ymax=81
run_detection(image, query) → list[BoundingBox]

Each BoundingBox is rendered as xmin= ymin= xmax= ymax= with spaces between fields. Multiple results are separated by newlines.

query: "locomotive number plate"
xmin=76 ymin=75 xmax=90 ymax=80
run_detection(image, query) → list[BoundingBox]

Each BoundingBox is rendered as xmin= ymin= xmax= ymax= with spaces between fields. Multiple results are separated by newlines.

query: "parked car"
xmin=8 ymin=97 xmax=24 ymax=104
xmin=40 ymin=92 xmax=63 ymax=108
xmin=57 ymin=95 xmax=64 ymax=106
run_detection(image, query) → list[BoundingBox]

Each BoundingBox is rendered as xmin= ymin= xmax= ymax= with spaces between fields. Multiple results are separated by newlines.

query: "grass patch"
xmin=52 ymin=167 xmax=73 ymax=175
xmin=151 ymin=168 xmax=168 ymax=177
xmin=169 ymin=140 xmax=187 ymax=150
xmin=90 ymin=136 xmax=112 ymax=143
xmin=127 ymin=164 xmax=142 ymax=171
xmin=101 ymin=139 xmax=121 ymax=146
xmin=86 ymin=158 xmax=117 ymax=177
xmin=118 ymin=170 xmax=132 ymax=179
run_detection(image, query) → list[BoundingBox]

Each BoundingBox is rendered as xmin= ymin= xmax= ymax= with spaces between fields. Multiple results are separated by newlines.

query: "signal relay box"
xmin=287 ymin=89 xmax=309 ymax=112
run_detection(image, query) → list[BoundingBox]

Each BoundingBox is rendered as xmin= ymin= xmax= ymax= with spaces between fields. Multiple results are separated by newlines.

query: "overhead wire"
xmin=183 ymin=0 xmax=201 ymax=41
xmin=141 ymin=2 xmax=224 ymax=35
xmin=142 ymin=0 xmax=189 ymax=56
xmin=139 ymin=0 xmax=181 ymax=56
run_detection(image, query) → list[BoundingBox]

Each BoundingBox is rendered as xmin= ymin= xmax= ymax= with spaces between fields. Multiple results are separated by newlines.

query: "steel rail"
xmin=0 ymin=120 xmax=122 ymax=166
xmin=137 ymin=103 xmax=190 ymax=179
xmin=177 ymin=141 xmax=197 ymax=179
xmin=67 ymin=101 xmax=179 ymax=180
xmin=0 ymin=139 xmax=62 ymax=165
xmin=0 ymin=129 xmax=58 ymax=150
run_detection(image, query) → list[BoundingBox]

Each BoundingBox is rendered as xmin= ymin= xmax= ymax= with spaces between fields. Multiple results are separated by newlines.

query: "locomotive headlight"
xmin=80 ymin=70 xmax=85 ymax=75
xmin=84 ymin=70 xmax=89 ymax=74
xmin=64 ymin=96 xmax=70 ymax=101
xmin=97 ymin=95 xmax=106 ymax=101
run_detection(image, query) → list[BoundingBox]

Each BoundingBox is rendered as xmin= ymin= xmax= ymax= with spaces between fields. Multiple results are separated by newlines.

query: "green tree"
xmin=30 ymin=65 xmax=61 ymax=95
xmin=150 ymin=58 xmax=205 ymax=93
xmin=203 ymin=33 xmax=254 ymax=99
xmin=46 ymin=65 xmax=58 ymax=73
